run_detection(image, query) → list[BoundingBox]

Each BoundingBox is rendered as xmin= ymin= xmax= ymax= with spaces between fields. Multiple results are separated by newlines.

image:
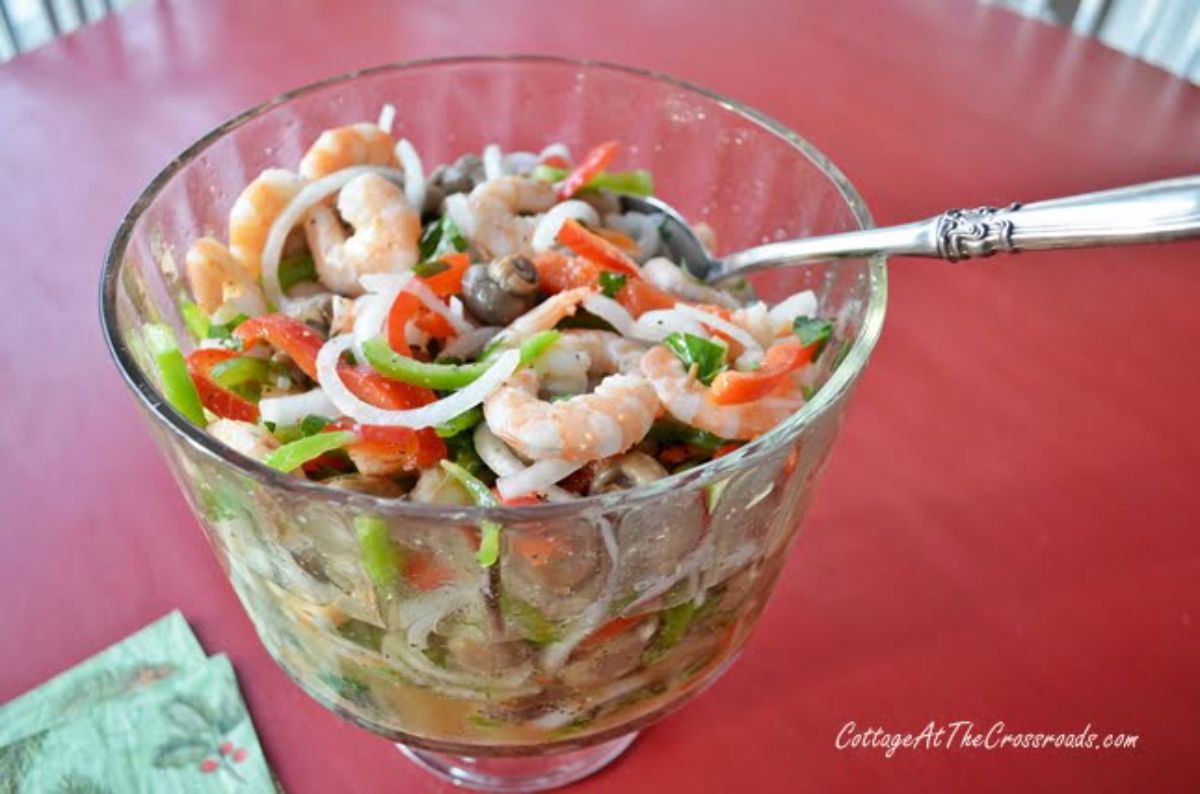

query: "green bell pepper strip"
xmin=179 ymin=297 xmax=210 ymax=341
xmin=642 ymin=600 xmax=697 ymax=664
xmin=263 ymin=430 xmax=356 ymax=472
xmin=209 ymin=356 xmax=270 ymax=390
xmin=143 ymin=323 xmax=207 ymax=427
xmin=436 ymin=406 xmax=484 ymax=438
xmin=532 ymin=164 xmax=654 ymax=197
xmin=440 ymin=460 xmax=503 ymax=567
xmin=364 ymin=330 xmax=560 ymax=389
xmin=278 ymin=251 xmax=318 ymax=292
xmin=354 ymin=516 xmax=400 ymax=590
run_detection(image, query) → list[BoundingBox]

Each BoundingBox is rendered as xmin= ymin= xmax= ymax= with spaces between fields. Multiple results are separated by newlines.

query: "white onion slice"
xmin=540 ymin=516 xmax=619 ymax=669
xmin=768 ymin=290 xmax=819 ymax=330
xmin=539 ymin=143 xmax=571 ymax=164
xmin=442 ymin=326 xmax=500 ymax=359
xmin=407 ymin=279 xmax=474 ymax=335
xmin=473 ymin=424 xmax=523 ymax=476
xmin=444 ymin=193 xmax=475 ymax=239
xmin=482 ymin=143 xmax=503 ymax=181
xmin=532 ymin=201 xmax=600 ymax=252
xmin=261 ymin=165 xmax=406 ymax=310
xmin=395 ymin=138 xmax=426 ymax=212
xmin=259 ymin=389 xmax=342 ymax=426
xmin=642 ymin=257 xmax=740 ymax=309
xmin=582 ymin=293 xmax=637 ymax=337
xmin=604 ymin=212 xmax=661 ymax=262
xmin=502 ymin=151 xmax=539 ymax=175
xmin=496 ymin=458 xmax=584 ymax=501
xmin=317 ymin=336 xmax=519 ymax=428
xmin=673 ymin=304 xmax=763 ymax=353
xmin=377 ymin=103 xmax=396 ymax=134
xmin=632 ymin=309 xmax=710 ymax=342
xmin=352 ymin=272 xmax=412 ymax=360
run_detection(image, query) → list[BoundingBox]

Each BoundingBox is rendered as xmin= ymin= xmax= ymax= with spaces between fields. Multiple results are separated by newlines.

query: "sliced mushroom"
xmin=588 ymin=452 xmax=669 ymax=495
xmin=460 ymin=255 xmax=540 ymax=325
xmin=446 ymin=633 xmax=532 ymax=676
xmin=323 ymin=475 xmax=407 ymax=498
xmin=426 ymin=153 xmax=487 ymax=215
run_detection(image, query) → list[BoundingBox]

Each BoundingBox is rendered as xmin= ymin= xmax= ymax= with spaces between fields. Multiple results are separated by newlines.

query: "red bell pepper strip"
xmin=556 ymin=140 xmax=618 ymax=200
xmin=186 ymin=348 xmax=259 ymax=422
xmin=555 ymin=218 xmax=641 ymax=277
xmin=708 ymin=338 xmax=816 ymax=405
xmin=386 ymin=252 xmax=470 ymax=353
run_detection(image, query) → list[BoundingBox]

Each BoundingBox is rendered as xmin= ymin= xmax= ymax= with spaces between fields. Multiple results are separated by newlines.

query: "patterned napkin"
xmin=0 ymin=612 xmax=277 ymax=793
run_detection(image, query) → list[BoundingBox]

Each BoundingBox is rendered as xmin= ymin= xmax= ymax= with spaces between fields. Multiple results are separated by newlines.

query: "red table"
xmin=2 ymin=1 xmax=1198 ymax=791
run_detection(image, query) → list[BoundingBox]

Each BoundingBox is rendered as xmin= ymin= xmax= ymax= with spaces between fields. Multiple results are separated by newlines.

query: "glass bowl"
xmin=100 ymin=56 xmax=886 ymax=792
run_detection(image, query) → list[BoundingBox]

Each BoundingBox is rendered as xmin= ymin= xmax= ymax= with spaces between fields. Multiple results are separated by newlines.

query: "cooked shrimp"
xmin=534 ymin=330 xmax=647 ymax=395
xmin=229 ymin=168 xmax=305 ymax=279
xmin=640 ymin=345 xmax=804 ymax=440
xmin=184 ymin=237 xmax=268 ymax=316
xmin=467 ymin=176 xmax=557 ymax=259
xmin=502 ymin=286 xmax=593 ymax=341
xmin=299 ymin=123 xmax=397 ymax=180
xmin=304 ymin=173 xmax=420 ymax=296
xmin=484 ymin=332 xmax=659 ymax=462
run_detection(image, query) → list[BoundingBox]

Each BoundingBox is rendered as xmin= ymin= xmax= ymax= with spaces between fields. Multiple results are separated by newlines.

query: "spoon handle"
xmin=716 ymin=175 xmax=1200 ymax=278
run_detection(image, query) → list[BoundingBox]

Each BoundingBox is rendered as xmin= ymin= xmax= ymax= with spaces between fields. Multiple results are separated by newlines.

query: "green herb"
xmin=143 ymin=323 xmax=206 ymax=427
xmin=645 ymin=420 xmax=731 ymax=453
xmin=642 ymin=600 xmax=697 ymax=664
xmin=792 ymin=316 xmax=834 ymax=359
xmin=319 ymin=673 xmax=373 ymax=709
xmin=419 ymin=215 xmax=467 ymax=261
xmin=206 ymin=313 xmax=249 ymax=341
xmin=499 ymin=592 xmax=560 ymax=645
xmin=413 ymin=258 xmax=451 ymax=278
xmin=278 ymin=252 xmax=317 ymax=292
xmin=208 ymin=356 xmax=269 ymax=390
xmin=179 ymin=297 xmax=210 ymax=340
xmin=300 ymin=414 xmax=332 ymax=436
xmin=598 ymin=271 xmax=627 ymax=298
xmin=532 ymin=164 xmax=654 ymax=196
xmin=354 ymin=516 xmax=400 ymax=590
xmin=436 ymin=407 xmax=483 ymax=438
xmin=365 ymin=331 xmax=560 ymax=389
xmin=663 ymin=332 xmax=728 ymax=386
xmin=263 ymin=430 xmax=355 ymax=473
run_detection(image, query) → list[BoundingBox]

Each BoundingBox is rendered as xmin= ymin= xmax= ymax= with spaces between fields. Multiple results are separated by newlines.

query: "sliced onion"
xmin=604 ymin=212 xmax=661 ymax=262
xmin=259 ymin=389 xmax=342 ymax=426
xmin=442 ymin=325 xmax=500 ymax=359
xmin=540 ymin=516 xmax=620 ymax=669
xmin=532 ymin=201 xmax=600 ymax=252
xmin=642 ymin=257 xmax=740 ymax=309
xmin=261 ymin=165 xmax=406 ymax=310
xmin=539 ymin=142 xmax=571 ymax=164
xmin=353 ymin=272 xmax=412 ymax=360
xmin=502 ymin=151 xmax=539 ymax=175
xmin=632 ymin=309 xmax=710 ymax=342
xmin=377 ymin=103 xmax=396 ymax=134
xmin=473 ymin=424 xmax=523 ymax=476
xmin=482 ymin=143 xmax=503 ymax=181
xmin=582 ymin=293 xmax=637 ymax=337
xmin=318 ymin=336 xmax=520 ymax=428
xmin=768 ymin=289 xmax=819 ymax=330
xmin=673 ymin=304 xmax=763 ymax=353
xmin=407 ymin=279 xmax=475 ymax=335
xmin=395 ymin=138 xmax=426 ymax=212
xmin=496 ymin=458 xmax=584 ymax=501
xmin=394 ymin=586 xmax=478 ymax=649
xmin=444 ymin=193 xmax=475 ymax=239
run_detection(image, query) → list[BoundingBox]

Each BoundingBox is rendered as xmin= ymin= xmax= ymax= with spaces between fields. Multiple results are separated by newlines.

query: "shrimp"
xmin=484 ymin=331 xmax=659 ymax=462
xmin=229 ymin=168 xmax=305 ymax=279
xmin=304 ymin=173 xmax=420 ymax=296
xmin=534 ymin=329 xmax=646 ymax=395
xmin=639 ymin=345 xmax=805 ymax=440
xmin=185 ymin=237 xmax=268 ymax=316
xmin=501 ymin=286 xmax=593 ymax=342
xmin=299 ymin=123 xmax=397 ymax=180
xmin=467 ymin=176 xmax=557 ymax=259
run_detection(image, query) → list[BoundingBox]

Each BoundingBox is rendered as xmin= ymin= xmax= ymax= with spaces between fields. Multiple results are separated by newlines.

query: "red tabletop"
xmin=2 ymin=1 xmax=1198 ymax=791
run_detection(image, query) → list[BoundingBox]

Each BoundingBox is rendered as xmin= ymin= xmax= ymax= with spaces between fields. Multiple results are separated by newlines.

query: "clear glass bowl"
xmin=100 ymin=56 xmax=886 ymax=791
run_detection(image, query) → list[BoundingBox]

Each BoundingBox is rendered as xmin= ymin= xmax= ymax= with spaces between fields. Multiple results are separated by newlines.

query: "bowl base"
xmin=397 ymin=733 xmax=637 ymax=791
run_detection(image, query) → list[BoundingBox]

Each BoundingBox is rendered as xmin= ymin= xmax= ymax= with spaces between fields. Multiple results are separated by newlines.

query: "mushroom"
xmin=323 ymin=474 xmax=407 ymax=498
xmin=425 ymin=153 xmax=487 ymax=215
xmin=588 ymin=452 xmax=669 ymax=495
xmin=460 ymin=254 xmax=539 ymax=325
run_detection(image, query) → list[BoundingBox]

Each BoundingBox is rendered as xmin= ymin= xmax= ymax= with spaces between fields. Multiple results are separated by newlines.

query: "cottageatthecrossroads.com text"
xmin=835 ymin=721 xmax=1139 ymax=758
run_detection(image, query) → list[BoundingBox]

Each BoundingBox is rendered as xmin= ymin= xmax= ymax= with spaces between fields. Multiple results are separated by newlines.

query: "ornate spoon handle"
xmin=714 ymin=175 xmax=1200 ymax=280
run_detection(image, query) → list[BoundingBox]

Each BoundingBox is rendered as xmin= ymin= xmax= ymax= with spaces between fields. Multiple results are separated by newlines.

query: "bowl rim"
xmin=99 ymin=53 xmax=888 ymax=521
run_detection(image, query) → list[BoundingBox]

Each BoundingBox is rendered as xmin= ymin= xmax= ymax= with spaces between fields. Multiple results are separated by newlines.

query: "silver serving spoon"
xmin=620 ymin=176 xmax=1200 ymax=282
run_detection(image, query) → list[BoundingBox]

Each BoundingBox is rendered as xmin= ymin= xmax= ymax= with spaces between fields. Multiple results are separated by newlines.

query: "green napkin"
xmin=0 ymin=613 xmax=277 ymax=793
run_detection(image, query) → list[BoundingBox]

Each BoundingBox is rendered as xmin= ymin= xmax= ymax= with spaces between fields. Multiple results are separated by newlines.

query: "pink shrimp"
xmin=299 ymin=123 xmax=397 ymax=180
xmin=228 ymin=168 xmax=305 ymax=279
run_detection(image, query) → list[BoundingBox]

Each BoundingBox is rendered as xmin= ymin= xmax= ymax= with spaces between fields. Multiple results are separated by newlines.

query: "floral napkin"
xmin=0 ymin=612 xmax=277 ymax=793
